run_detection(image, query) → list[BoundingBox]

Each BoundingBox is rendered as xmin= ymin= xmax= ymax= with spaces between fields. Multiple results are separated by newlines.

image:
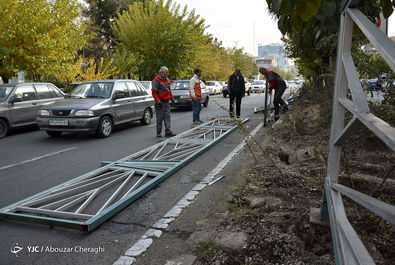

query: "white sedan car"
xmin=205 ymin=81 xmax=222 ymax=95
xmin=251 ymin=80 xmax=266 ymax=93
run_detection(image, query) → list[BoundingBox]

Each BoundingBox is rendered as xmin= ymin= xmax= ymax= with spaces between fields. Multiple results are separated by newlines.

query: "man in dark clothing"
xmin=259 ymin=67 xmax=288 ymax=121
xmin=227 ymin=67 xmax=245 ymax=118
xmin=152 ymin=66 xmax=176 ymax=138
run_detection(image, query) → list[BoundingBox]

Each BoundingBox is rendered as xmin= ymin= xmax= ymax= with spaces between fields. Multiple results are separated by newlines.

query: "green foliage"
xmin=228 ymin=47 xmax=257 ymax=78
xmin=195 ymin=241 xmax=219 ymax=263
xmin=0 ymin=0 xmax=88 ymax=81
xmin=112 ymin=0 xmax=208 ymax=79
xmin=228 ymin=204 xmax=248 ymax=213
xmin=83 ymin=0 xmax=141 ymax=61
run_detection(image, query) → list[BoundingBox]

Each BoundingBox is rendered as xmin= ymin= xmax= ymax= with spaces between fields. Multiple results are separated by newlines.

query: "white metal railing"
xmin=322 ymin=1 xmax=395 ymax=264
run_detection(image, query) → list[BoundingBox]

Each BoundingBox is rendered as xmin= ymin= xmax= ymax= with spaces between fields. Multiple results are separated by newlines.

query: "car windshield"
xmin=69 ymin=82 xmax=114 ymax=99
xmin=206 ymin=82 xmax=215 ymax=86
xmin=253 ymin=81 xmax=264 ymax=85
xmin=0 ymin=86 xmax=14 ymax=101
xmin=140 ymin=82 xmax=150 ymax=89
xmin=171 ymin=81 xmax=189 ymax=90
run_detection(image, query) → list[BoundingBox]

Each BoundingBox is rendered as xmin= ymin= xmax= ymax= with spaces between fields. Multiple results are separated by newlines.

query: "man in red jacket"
xmin=259 ymin=67 xmax=288 ymax=121
xmin=152 ymin=66 xmax=176 ymax=137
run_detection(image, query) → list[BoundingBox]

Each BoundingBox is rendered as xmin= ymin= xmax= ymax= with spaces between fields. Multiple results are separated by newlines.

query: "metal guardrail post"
xmin=264 ymin=81 xmax=269 ymax=126
xmin=320 ymin=0 xmax=395 ymax=264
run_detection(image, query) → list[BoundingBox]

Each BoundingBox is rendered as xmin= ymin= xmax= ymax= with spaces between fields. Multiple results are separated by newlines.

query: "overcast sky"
xmin=174 ymin=0 xmax=395 ymax=57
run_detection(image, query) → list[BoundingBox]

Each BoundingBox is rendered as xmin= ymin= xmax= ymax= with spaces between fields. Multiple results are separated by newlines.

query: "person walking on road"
xmin=189 ymin=69 xmax=203 ymax=125
xmin=152 ymin=66 xmax=176 ymax=138
xmin=227 ymin=67 xmax=245 ymax=118
xmin=259 ymin=67 xmax=288 ymax=121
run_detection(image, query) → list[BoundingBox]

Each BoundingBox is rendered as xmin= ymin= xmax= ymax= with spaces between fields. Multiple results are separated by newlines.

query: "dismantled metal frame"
xmin=323 ymin=1 xmax=395 ymax=264
xmin=0 ymin=117 xmax=247 ymax=231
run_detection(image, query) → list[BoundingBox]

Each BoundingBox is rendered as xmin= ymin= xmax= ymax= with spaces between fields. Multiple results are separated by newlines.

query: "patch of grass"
xmin=195 ymin=240 xmax=219 ymax=262
xmin=228 ymin=204 xmax=248 ymax=213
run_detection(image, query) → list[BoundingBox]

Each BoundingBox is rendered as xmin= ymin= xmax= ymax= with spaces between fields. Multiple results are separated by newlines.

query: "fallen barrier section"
xmin=0 ymin=117 xmax=246 ymax=231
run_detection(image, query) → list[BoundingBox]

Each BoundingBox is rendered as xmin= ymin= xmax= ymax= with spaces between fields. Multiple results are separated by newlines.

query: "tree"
xmin=0 ymin=0 xmax=88 ymax=82
xmin=82 ymin=0 xmax=141 ymax=61
xmin=229 ymin=47 xmax=257 ymax=78
xmin=112 ymin=0 xmax=208 ymax=80
xmin=265 ymin=0 xmax=389 ymax=94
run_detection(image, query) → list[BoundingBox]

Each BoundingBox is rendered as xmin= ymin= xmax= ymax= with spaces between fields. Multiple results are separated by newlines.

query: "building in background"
xmin=257 ymin=43 xmax=290 ymax=71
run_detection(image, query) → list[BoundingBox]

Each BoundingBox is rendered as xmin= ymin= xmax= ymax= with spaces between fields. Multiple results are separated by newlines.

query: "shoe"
xmin=165 ymin=132 xmax=177 ymax=137
xmin=198 ymin=120 xmax=204 ymax=124
xmin=157 ymin=134 xmax=162 ymax=138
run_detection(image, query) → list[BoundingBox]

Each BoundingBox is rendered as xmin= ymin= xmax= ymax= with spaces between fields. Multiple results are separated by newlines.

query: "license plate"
xmin=49 ymin=120 xmax=68 ymax=126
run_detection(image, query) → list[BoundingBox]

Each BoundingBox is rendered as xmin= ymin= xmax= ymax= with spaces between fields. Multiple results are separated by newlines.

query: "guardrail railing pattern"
xmin=323 ymin=1 xmax=395 ymax=264
xmin=0 ymin=117 xmax=244 ymax=231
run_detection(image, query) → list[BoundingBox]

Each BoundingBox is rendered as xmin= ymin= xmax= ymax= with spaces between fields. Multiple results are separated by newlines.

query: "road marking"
xmin=113 ymin=121 xmax=264 ymax=265
xmin=0 ymin=147 xmax=78 ymax=171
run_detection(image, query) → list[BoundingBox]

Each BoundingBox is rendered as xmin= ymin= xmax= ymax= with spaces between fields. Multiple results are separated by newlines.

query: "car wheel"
xmin=141 ymin=108 xmax=152 ymax=125
xmin=223 ymin=92 xmax=227 ymax=98
xmin=46 ymin=131 xmax=62 ymax=137
xmin=0 ymin=119 xmax=9 ymax=138
xmin=203 ymin=96 xmax=209 ymax=107
xmin=247 ymin=89 xmax=251 ymax=96
xmin=96 ymin=116 xmax=113 ymax=138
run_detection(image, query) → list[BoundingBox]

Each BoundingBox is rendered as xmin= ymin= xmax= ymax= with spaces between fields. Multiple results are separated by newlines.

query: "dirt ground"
xmin=191 ymin=99 xmax=395 ymax=265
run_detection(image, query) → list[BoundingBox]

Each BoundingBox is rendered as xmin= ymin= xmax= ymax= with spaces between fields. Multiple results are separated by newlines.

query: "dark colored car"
xmin=0 ymin=82 xmax=64 ymax=138
xmin=170 ymin=80 xmax=209 ymax=109
xmin=368 ymin=78 xmax=382 ymax=91
xmin=37 ymin=80 xmax=154 ymax=138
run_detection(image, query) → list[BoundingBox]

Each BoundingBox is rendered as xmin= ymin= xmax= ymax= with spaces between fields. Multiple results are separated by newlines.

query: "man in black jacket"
xmin=227 ymin=67 xmax=245 ymax=118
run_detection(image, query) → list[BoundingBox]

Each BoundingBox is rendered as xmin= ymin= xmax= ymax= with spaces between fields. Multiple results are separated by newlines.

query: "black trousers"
xmin=273 ymin=81 xmax=286 ymax=116
xmin=229 ymin=94 xmax=242 ymax=117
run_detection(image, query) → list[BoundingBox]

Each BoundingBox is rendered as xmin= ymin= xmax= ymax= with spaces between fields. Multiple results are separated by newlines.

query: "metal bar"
xmin=15 ymin=207 xmax=93 ymax=220
xmin=157 ymin=145 xmax=203 ymax=160
xmin=339 ymin=98 xmax=395 ymax=152
xmin=21 ymin=173 xmax=128 ymax=207
xmin=334 ymin=117 xmax=362 ymax=146
xmin=97 ymin=171 xmax=136 ymax=213
xmin=85 ymin=119 xmax=240 ymax=231
xmin=331 ymin=190 xmax=375 ymax=265
xmin=75 ymin=189 xmax=99 ymax=213
xmin=332 ymin=184 xmax=395 ymax=225
xmin=141 ymin=145 xmax=161 ymax=160
xmin=153 ymin=142 xmax=168 ymax=160
xmin=121 ymin=173 xmax=149 ymax=200
xmin=30 ymin=170 xmax=126 ymax=202
xmin=55 ymin=192 xmax=93 ymax=212
xmin=38 ymin=191 xmax=91 ymax=210
xmin=342 ymin=54 xmax=370 ymax=113
xmin=347 ymin=8 xmax=395 ymax=71
xmin=0 ymin=117 xmax=242 ymax=231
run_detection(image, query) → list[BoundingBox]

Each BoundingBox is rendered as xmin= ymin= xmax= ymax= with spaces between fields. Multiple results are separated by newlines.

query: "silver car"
xmin=170 ymin=80 xmax=209 ymax=109
xmin=37 ymin=80 xmax=154 ymax=138
xmin=0 ymin=82 xmax=65 ymax=138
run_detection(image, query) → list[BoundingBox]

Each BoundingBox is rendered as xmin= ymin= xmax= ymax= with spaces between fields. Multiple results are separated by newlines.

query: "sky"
xmin=174 ymin=0 xmax=395 ymax=57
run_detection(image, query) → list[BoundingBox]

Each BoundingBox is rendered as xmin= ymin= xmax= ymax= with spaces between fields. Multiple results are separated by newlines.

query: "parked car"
xmin=170 ymin=80 xmax=209 ymax=109
xmin=0 ymin=82 xmax=65 ymax=138
xmin=368 ymin=78 xmax=382 ymax=91
xmin=251 ymin=80 xmax=266 ymax=93
xmin=36 ymin=80 xmax=154 ymax=138
xmin=222 ymin=79 xmax=251 ymax=97
xmin=206 ymin=81 xmax=222 ymax=95
xmin=139 ymin=81 xmax=152 ymax=95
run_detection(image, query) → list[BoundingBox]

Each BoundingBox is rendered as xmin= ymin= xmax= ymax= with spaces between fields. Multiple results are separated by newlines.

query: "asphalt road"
xmin=0 ymin=91 xmax=294 ymax=265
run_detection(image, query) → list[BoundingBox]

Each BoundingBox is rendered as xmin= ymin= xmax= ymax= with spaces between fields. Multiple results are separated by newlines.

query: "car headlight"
xmin=39 ymin=110 xmax=50 ymax=116
xmin=74 ymin=110 xmax=94 ymax=117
